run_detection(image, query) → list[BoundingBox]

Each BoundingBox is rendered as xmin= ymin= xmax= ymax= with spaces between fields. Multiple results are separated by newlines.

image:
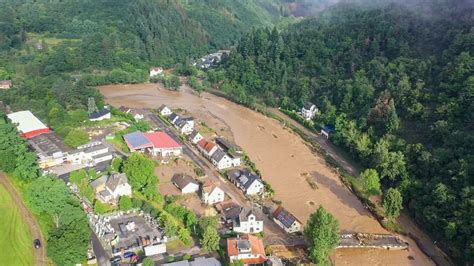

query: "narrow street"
xmin=91 ymin=231 xmax=111 ymax=266
xmin=147 ymin=112 xmax=248 ymax=206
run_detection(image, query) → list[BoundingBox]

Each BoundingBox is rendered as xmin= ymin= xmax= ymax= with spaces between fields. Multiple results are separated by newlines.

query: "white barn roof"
xmin=7 ymin=110 xmax=48 ymax=134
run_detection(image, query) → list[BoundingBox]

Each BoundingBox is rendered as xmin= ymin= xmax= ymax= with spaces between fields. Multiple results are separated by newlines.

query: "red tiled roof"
xmin=227 ymin=235 xmax=267 ymax=261
xmin=21 ymin=128 xmax=51 ymax=139
xmin=144 ymin=132 xmax=181 ymax=149
xmin=197 ymin=139 xmax=215 ymax=153
xmin=241 ymin=257 xmax=268 ymax=264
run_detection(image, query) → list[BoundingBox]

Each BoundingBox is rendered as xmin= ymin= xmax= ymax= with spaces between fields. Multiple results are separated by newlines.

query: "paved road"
xmin=91 ymin=231 xmax=111 ymax=266
xmin=147 ymin=113 xmax=248 ymax=206
xmin=0 ymin=173 xmax=46 ymax=266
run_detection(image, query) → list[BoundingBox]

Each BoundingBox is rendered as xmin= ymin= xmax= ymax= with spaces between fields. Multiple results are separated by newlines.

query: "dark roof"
xmin=28 ymin=132 xmax=71 ymax=157
xmin=169 ymin=113 xmax=179 ymax=122
xmin=89 ymin=108 xmax=111 ymax=119
xmin=91 ymin=175 xmax=108 ymax=189
xmin=211 ymin=148 xmax=227 ymax=162
xmin=215 ymin=137 xmax=242 ymax=153
xmin=218 ymin=202 xmax=241 ymax=221
xmin=273 ymin=206 xmax=300 ymax=228
xmin=323 ymin=124 xmax=335 ymax=133
xmin=234 ymin=207 xmax=263 ymax=227
xmin=189 ymin=130 xmax=201 ymax=139
xmin=237 ymin=240 xmax=251 ymax=250
xmin=81 ymin=143 xmax=108 ymax=154
xmin=227 ymin=169 xmax=261 ymax=190
xmin=158 ymin=104 xmax=169 ymax=111
xmin=171 ymin=174 xmax=198 ymax=190
xmin=303 ymin=102 xmax=315 ymax=109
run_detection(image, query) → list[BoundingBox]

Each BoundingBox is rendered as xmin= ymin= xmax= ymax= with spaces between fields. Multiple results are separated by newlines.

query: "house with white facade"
xmin=227 ymin=235 xmax=267 ymax=265
xmin=172 ymin=174 xmax=199 ymax=194
xmin=94 ymin=173 xmax=132 ymax=204
xmin=232 ymin=207 xmax=264 ymax=234
xmin=149 ymin=67 xmax=164 ymax=77
xmin=168 ymin=113 xmax=180 ymax=124
xmin=301 ymin=102 xmax=319 ymax=121
xmin=197 ymin=139 xmax=218 ymax=158
xmin=201 ymin=182 xmax=225 ymax=205
xmin=211 ymin=148 xmax=237 ymax=170
xmin=227 ymin=169 xmax=265 ymax=196
xmin=76 ymin=141 xmax=113 ymax=166
xmin=175 ymin=117 xmax=194 ymax=135
xmin=158 ymin=105 xmax=172 ymax=116
xmin=189 ymin=130 xmax=203 ymax=144
xmin=272 ymin=206 xmax=302 ymax=234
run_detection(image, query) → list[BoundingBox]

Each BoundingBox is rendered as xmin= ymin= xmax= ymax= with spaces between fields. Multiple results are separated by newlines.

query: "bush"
xmin=64 ymin=129 xmax=89 ymax=148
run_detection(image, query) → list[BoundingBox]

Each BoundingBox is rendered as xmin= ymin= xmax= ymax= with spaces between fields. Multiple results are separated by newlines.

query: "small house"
xmin=301 ymin=102 xmax=319 ymax=121
xmin=89 ymin=108 xmax=111 ymax=122
xmin=232 ymin=207 xmax=264 ymax=234
xmin=0 ymin=80 xmax=12 ymax=90
xmin=168 ymin=113 xmax=180 ymax=124
xmin=172 ymin=174 xmax=199 ymax=194
xmin=272 ymin=206 xmax=302 ymax=234
xmin=189 ymin=130 xmax=203 ymax=144
xmin=211 ymin=148 xmax=238 ymax=170
xmin=227 ymin=235 xmax=267 ymax=265
xmin=95 ymin=173 xmax=132 ymax=204
xmin=158 ymin=105 xmax=172 ymax=116
xmin=201 ymin=182 xmax=225 ymax=205
xmin=217 ymin=201 xmax=242 ymax=225
xmin=175 ymin=117 xmax=194 ymax=135
xmin=149 ymin=67 xmax=164 ymax=77
xmin=321 ymin=124 xmax=335 ymax=139
xmin=197 ymin=139 xmax=218 ymax=158
xmin=227 ymin=169 xmax=265 ymax=196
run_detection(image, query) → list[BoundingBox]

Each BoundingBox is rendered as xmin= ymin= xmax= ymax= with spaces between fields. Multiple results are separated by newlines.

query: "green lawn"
xmin=0 ymin=184 xmax=35 ymax=266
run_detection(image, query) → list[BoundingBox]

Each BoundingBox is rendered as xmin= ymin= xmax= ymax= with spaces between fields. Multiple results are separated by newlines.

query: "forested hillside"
xmin=220 ymin=1 xmax=473 ymax=263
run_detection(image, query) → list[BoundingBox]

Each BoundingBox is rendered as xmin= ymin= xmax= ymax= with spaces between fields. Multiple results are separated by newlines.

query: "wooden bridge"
xmin=337 ymin=233 xmax=409 ymax=250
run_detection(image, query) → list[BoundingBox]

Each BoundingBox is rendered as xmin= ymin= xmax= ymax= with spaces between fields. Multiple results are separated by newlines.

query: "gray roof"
xmin=105 ymin=173 xmax=128 ymax=192
xmin=189 ymin=130 xmax=200 ymax=139
xmin=28 ymin=132 xmax=71 ymax=157
xmin=90 ymin=175 xmax=108 ymax=189
xmin=215 ymin=137 xmax=242 ymax=152
xmin=233 ymin=207 xmax=263 ymax=227
xmin=89 ymin=108 xmax=110 ymax=119
xmin=303 ymin=102 xmax=315 ymax=109
xmin=190 ymin=257 xmax=221 ymax=266
xmin=169 ymin=112 xmax=179 ymax=121
xmin=219 ymin=202 xmax=242 ymax=221
xmin=171 ymin=174 xmax=198 ymax=190
xmin=211 ymin=148 xmax=227 ymax=162
xmin=237 ymin=239 xmax=251 ymax=250
xmin=163 ymin=261 xmax=190 ymax=266
xmin=81 ymin=143 xmax=108 ymax=154
xmin=227 ymin=169 xmax=261 ymax=190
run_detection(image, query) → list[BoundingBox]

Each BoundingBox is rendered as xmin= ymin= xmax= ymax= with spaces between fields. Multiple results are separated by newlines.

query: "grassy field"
xmin=0 ymin=184 xmax=35 ymax=266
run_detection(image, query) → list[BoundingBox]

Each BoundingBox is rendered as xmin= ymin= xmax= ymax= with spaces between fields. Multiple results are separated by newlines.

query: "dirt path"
xmin=0 ymin=173 xmax=46 ymax=266
xmin=269 ymin=109 xmax=452 ymax=266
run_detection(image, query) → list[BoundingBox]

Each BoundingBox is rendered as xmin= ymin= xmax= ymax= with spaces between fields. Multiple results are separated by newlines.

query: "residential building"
xmin=77 ymin=141 xmax=113 ymax=166
xmin=301 ymin=102 xmax=319 ymax=121
xmin=89 ymin=108 xmax=111 ymax=121
xmin=172 ymin=174 xmax=199 ymax=194
xmin=227 ymin=169 xmax=265 ymax=196
xmin=0 ymin=80 xmax=12 ymax=89
xmin=189 ymin=130 xmax=203 ymax=144
xmin=158 ymin=105 xmax=172 ymax=116
xmin=175 ymin=117 xmax=194 ymax=135
xmin=215 ymin=137 xmax=242 ymax=167
xmin=272 ymin=206 xmax=302 ymax=234
xmin=197 ymin=139 xmax=218 ymax=158
xmin=201 ymin=182 xmax=225 ymax=205
xmin=145 ymin=132 xmax=182 ymax=157
xmin=211 ymin=148 xmax=239 ymax=170
xmin=217 ymin=201 xmax=242 ymax=225
xmin=321 ymin=124 xmax=335 ymax=139
xmin=95 ymin=173 xmax=132 ymax=203
xmin=28 ymin=132 xmax=72 ymax=169
xmin=149 ymin=67 xmax=164 ymax=77
xmin=168 ymin=113 xmax=180 ymax=124
xmin=163 ymin=257 xmax=221 ymax=266
xmin=232 ymin=207 xmax=264 ymax=234
xmin=91 ymin=175 xmax=108 ymax=194
xmin=227 ymin=235 xmax=267 ymax=265
xmin=7 ymin=110 xmax=51 ymax=139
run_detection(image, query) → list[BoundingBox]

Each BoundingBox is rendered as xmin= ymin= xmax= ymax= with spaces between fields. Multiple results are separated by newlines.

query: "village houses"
xmin=301 ymin=102 xmax=319 ymax=121
xmin=158 ymin=105 xmax=172 ymax=116
xmin=174 ymin=117 xmax=195 ymax=135
xmin=197 ymin=139 xmax=218 ymax=158
xmin=91 ymin=173 xmax=132 ymax=204
xmin=272 ymin=206 xmax=303 ymax=234
xmin=227 ymin=234 xmax=267 ymax=265
xmin=168 ymin=113 xmax=180 ymax=124
xmin=172 ymin=174 xmax=199 ymax=194
xmin=227 ymin=169 xmax=265 ymax=196
xmin=232 ymin=207 xmax=264 ymax=234
xmin=189 ymin=130 xmax=203 ymax=144
xmin=201 ymin=182 xmax=225 ymax=205
xmin=211 ymin=148 xmax=239 ymax=170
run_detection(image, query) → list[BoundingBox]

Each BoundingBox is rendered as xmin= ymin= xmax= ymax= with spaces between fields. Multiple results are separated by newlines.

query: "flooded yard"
xmin=100 ymin=83 xmax=433 ymax=265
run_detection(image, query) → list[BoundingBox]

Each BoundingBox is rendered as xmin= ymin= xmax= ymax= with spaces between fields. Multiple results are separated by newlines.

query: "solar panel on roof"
xmin=123 ymin=132 xmax=152 ymax=148
xmin=239 ymin=176 xmax=249 ymax=185
xmin=277 ymin=208 xmax=296 ymax=228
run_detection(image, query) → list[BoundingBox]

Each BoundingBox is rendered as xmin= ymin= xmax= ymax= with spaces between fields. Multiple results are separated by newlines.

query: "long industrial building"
xmin=7 ymin=110 xmax=51 ymax=138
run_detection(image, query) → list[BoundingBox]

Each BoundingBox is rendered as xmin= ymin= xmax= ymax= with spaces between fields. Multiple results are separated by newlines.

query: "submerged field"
xmin=0 ymin=184 xmax=35 ymax=266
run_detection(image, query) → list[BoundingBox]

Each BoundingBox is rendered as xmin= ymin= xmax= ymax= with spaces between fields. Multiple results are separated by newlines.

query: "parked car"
xmin=123 ymin=251 xmax=136 ymax=258
xmin=34 ymin=239 xmax=41 ymax=249
xmin=110 ymin=256 xmax=122 ymax=263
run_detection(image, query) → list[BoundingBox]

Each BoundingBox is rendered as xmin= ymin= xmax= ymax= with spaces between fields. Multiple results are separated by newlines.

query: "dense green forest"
xmin=219 ymin=1 xmax=473 ymax=263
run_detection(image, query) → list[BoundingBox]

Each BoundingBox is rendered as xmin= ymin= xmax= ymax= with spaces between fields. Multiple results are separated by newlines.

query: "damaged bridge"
xmin=337 ymin=233 xmax=409 ymax=250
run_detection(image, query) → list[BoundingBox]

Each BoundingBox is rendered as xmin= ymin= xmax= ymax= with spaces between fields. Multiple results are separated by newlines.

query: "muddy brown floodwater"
xmin=100 ymin=83 xmax=434 ymax=266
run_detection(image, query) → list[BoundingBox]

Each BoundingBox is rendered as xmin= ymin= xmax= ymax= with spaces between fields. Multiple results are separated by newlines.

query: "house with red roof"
xmin=227 ymin=235 xmax=267 ymax=265
xmin=272 ymin=206 xmax=302 ymax=234
xmin=197 ymin=139 xmax=218 ymax=158
xmin=144 ymin=132 xmax=182 ymax=157
xmin=149 ymin=67 xmax=164 ymax=77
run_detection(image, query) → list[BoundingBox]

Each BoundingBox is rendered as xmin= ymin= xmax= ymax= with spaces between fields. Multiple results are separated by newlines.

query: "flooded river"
xmin=99 ymin=83 xmax=433 ymax=265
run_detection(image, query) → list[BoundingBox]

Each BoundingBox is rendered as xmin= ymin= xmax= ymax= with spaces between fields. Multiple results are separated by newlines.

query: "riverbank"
xmin=99 ymin=83 xmax=433 ymax=265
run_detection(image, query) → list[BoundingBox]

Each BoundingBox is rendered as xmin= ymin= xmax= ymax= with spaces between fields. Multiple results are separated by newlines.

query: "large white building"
xmin=7 ymin=110 xmax=51 ymax=138
xmin=232 ymin=207 xmax=264 ymax=234
xmin=201 ymin=182 xmax=225 ymax=205
xmin=301 ymin=102 xmax=319 ymax=121
xmin=227 ymin=235 xmax=267 ymax=265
